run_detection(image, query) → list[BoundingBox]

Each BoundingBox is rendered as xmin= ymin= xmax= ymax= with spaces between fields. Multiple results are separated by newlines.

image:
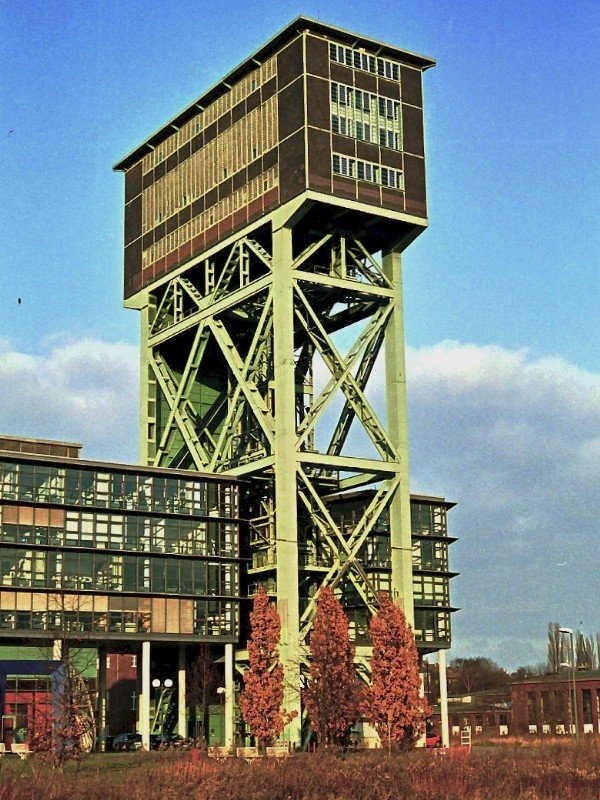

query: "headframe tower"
xmin=115 ymin=18 xmax=435 ymax=744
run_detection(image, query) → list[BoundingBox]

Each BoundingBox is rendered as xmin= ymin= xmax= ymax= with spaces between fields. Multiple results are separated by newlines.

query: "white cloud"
xmin=404 ymin=340 xmax=600 ymax=669
xmin=0 ymin=334 xmax=597 ymax=670
xmin=0 ymin=338 xmax=139 ymax=463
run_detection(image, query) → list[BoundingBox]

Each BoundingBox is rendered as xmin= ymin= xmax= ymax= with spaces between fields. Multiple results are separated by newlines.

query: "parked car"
xmin=112 ymin=732 xmax=142 ymax=752
xmin=425 ymin=730 xmax=442 ymax=748
xmin=150 ymin=733 xmax=184 ymax=750
xmin=425 ymin=719 xmax=442 ymax=748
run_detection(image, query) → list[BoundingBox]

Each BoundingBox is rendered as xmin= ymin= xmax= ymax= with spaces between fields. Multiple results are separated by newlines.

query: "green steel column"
xmin=139 ymin=294 xmax=154 ymax=465
xmin=382 ymin=249 xmax=414 ymax=621
xmin=272 ymin=221 xmax=302 ymax=745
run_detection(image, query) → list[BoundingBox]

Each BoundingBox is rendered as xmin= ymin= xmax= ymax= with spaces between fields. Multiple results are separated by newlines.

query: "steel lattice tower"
xmin=116 ymin=17 xmax=435 ymax=745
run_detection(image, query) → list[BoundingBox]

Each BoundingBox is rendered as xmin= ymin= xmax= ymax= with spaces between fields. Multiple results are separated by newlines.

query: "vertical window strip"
xmin=330 ymin=82 xmax=401 ymax=150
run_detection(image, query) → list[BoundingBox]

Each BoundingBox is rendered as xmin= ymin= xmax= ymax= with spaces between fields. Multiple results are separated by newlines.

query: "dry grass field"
xmin=1 ymin=739 xmax=599 ymax=800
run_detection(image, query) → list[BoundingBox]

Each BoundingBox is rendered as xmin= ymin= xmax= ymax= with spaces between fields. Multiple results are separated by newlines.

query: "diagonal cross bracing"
xmin=295 ymin=295 xmax=392 ymax=449
xmin=149 ymin=351 xmax=211 ymax=469
xmin=152 ymin=322 xmax=210 ymax=467
xmin=208 ymin=317 xmax=275 ymax=446
xmin=209 ymin=292 xmax=274 ymax=470
xmin=294 ymin=283 xmax=399 ymax=462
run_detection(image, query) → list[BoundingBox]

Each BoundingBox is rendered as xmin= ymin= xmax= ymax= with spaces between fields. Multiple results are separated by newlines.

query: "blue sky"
xmin=1 ymin=0 xmax=599 ymax=670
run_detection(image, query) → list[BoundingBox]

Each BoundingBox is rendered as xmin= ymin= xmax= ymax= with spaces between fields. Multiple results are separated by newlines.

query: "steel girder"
xmin=140 ymin=216 xmax=413 ymax=743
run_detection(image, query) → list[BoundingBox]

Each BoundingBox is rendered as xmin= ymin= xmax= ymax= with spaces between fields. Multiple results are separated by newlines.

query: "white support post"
xmin=52 ymin=639 xmax=62 ymax=661
xmin=98 ymin=649 xmax=107 ymax=751
xmin=272 ymin=221 xmax=302 ymax=747
xmin=178 ymin=645 xmax=186 ymax=738
xmin=439 ymin=648 xmax=450 ymax=747
xmin=224 ymin=643 xmax=234 ymax=749
xmin=382 ymin=249 xmax=413 ymax=619
xmin=140 ymin=641 xmax=151 ymax=750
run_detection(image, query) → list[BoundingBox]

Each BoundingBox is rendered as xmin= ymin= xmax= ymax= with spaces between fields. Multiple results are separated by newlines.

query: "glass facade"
xmin=410 ymin=499 xmax=456 ymax=647
xmin=293 ymin=493 xmax=456 ymax=650
xmin=0 ymin=456 xmax=241 ymax=641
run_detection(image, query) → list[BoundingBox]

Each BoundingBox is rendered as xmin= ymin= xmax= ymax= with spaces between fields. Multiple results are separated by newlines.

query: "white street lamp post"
xmin=558 ymin=627 xmax=579 ymax=740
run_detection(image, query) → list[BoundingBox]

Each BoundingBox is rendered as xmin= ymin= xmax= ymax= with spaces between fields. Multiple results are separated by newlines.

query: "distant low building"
xmin=430 ymin=688 xmax=511 ymax=738
xmin=511 ymin=671 xmax=600 ymax=736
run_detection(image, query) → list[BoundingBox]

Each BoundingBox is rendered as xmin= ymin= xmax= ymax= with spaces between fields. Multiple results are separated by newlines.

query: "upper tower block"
xmin=114 ymin=17 xmax=435 ymax=300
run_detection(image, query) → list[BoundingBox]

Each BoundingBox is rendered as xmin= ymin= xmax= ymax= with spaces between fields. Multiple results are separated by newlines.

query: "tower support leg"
xmin=97 ymin=648 xmax=107 ymax=751
xmin=224 ymin=643 xmax=234 ymax=749
xmin=383 ymin=249 xmax=413 ymax=616
xmin=272 ymin=221 xmax=301 ymax=746
xmin=178 ymin=645 xmax=186 ymax=738
xmin=140 ymin=641 xmax=151 ymax=750
xmin=439 ymin=648 xmax=450 ymax=747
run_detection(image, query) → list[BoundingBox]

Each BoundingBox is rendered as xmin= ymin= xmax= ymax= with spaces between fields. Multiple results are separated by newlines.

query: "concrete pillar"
xmin=140 ymin=640 xmax=151 ymax=750
xmin=97 ymin=648 xmax=107 ymax=751
xmin=382 ymin=249 xmax=413 ymax=620
xmin=417 ymin=668 xmax=426 ymax=748
xmin=178 ymin=645 xmax=186 ymax=738
xmin=439 ymin=648 xmax=450 ymax=747
xmin=52 ymin=639 xmax=62 ymax=661
xmin=271 ymin=221 xmax=302 ymax=747
xmin=224 ymin=643 xmax=234 ymax=749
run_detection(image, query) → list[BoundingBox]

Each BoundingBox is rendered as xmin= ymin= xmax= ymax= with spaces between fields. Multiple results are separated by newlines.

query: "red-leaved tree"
xmin=366 ymin=592 xmax=430 ymax=749
xmin=304 ymin=586 xmax=362 ymax=747
xmin=239 ymin=585 xmax=286 ymax=748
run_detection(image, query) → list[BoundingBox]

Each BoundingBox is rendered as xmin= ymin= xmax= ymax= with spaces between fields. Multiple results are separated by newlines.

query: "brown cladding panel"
xmin=261 ymin=77 xmax=277 ymax=102
xmin=166 ymin=214 xmax=178 ymax=234
xmin=279 ymin=128 xmax=306 ymax=203
xmin=178 ymin=141 xmax=191 ymax=162
xmin=377 ymin=78 xmax=401 ymax=100
xmin=246 ymin=89 xmax=260 ymax=112
xmin=191 ymin=133 xmax=203 ymax=154
xmin=401 ymin=65 xmax=422 ymax=107
xmin=381 ymin=148 xmax=403 ymax=169
xmin=179 ymin=205 xmax=192 ymax=225
xmin=218 ymin=177 xmax=233 ymax=200
xmin=204 ymin=122 xmax=217 ymax=145
xmin=232 ymin=100 xmax=245 ymax=123
xmin=205 ymin=188 xmax=217 ymax=208
xmin=263 ymin=147 xmax=278 ymax=171
xmin=278 ymin=78 xmax=305 ymax=141
xmin=191 ymin=197 xmax=204 ymax=217
xmin=248 ymin=158 xmax=262 ymax=181
xmin=332 ymin=176 xmax=357 ymax=201
xmin=277 ymin=36 xmax=304 ymax=90
xmin=354 ymin=71 xmax=377 ymax=93
xmin=308 ymin=127 xmax=331 ymax=192
xmin=125 ymin=163 xmax=143 ymax=203
xmin=143 ymin=171 xmax=154 ymax=190
xmin=404 ymin=154 xmax=427 ymax=217
xmin=332 ymin=133 xmax=355 ymax=158
xmin=357 ymin=182 xmax=381 ymax=205
xmin=306 ymin=34 xmax=329 ymax=78
xmin=356 ymin=140 xmax=379 ymax=163
xmin=179 ymin=241 xmax=192 ymax=262
xmin=330 ymin=62 xmax=353 ymax=85
xmin=155 ymin=161 xmax=166 ymax=181
xmin=124 ymin=194 xmax=142 ymax=246
xmin=232 ymin=168 xmax=247 ymax=191
xmin=124 ymin=239 xmax=142 ymax=283
xmin=306 ymin=75 xmax=330 ymax=129
xmin=381 ymin=187 xmax=404 ymax=211
xmin=166 ymin=152 xmax=177 ymax=172
xmin=217 ymin=110 xmax=232 ymax=135
xmin=402 ymin=104 xmax=424 ymax=157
